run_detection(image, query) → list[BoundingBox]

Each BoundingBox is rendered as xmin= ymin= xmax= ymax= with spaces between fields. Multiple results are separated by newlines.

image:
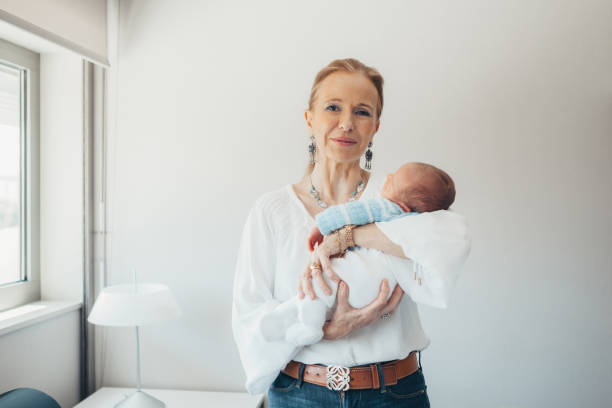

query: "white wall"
xmin=40 ymin=53 xmax=84 ymax=302
xmin=104 ymin=1 xmax=612 ymax=407
xmin=0 ymin=310 xmax=81 ymax=408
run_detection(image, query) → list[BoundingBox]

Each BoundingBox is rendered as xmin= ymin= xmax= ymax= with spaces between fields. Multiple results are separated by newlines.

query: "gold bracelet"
xmin=338 ymin=225 xmax=355 ymax=254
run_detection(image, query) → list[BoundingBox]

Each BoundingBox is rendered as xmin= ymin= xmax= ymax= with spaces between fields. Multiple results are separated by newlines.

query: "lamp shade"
xmin=88 ymin=283 xmax=181 ymax=327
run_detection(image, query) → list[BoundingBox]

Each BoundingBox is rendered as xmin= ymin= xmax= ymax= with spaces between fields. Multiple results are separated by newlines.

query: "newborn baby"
xmin=259 ymin=162 xmax=455 ymax=346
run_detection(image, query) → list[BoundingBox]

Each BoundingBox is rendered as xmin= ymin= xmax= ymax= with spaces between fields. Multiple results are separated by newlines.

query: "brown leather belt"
xmin=282 ymin=352 xmax=419 ymax=391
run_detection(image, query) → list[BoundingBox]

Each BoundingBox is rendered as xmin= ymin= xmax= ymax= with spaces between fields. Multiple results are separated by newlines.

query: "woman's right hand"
xmin=322 ymin=279 xmax=404 ymax=340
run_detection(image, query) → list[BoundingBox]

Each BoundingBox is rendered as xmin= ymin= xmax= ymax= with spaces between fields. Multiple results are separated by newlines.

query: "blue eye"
xmin=355 ymin=110 xmax=371 ymax=117
xmin=325 ymin=104 xmax=340 ymax=112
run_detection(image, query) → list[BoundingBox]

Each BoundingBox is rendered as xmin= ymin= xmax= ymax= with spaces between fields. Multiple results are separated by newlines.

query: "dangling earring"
xmin=308 ymin=136 xmax=316 ymax=164
xmin=365 ymin=141 xmax=373 ymax=170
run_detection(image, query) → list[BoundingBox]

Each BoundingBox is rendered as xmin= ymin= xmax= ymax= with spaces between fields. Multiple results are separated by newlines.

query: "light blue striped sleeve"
xmin=315 ymin=205 xmax=351 ymax=235
xmin=316 ymin=198 xmax=416 ymax=235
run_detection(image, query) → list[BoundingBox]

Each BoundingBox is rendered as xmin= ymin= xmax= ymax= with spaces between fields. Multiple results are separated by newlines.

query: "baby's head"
xmin=381 ymin=162 xmax=455 ymax=213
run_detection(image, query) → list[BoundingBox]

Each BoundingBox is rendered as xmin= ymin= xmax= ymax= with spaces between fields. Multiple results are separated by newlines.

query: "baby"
xmin=309 ymin=162 xmax=455 ymax=248
xmin=259 ymin=162 xmax=455 ymax=346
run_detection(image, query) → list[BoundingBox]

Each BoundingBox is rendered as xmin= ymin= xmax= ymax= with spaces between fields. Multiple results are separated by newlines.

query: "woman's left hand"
xmin=323 ymin=279 xmax=405 ymax=340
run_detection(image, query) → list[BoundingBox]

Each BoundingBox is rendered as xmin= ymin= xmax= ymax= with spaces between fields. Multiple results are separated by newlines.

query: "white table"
xmin=74 ymin=387 xmax=264 ymax=407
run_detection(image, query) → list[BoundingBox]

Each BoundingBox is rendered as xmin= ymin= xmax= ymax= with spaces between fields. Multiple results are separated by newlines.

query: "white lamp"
xmin=88 ymin=282 xmax=182 ymax=407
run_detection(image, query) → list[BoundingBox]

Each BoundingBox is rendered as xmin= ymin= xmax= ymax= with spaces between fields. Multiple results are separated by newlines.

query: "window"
xmin=0 ymin=63 xmax=23 ymax=286
xmin=0 ymin=38 xmax=39 ymax=311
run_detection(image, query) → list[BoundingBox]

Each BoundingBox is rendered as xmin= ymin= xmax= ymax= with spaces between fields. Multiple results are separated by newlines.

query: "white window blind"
xmin=0 ymin=0 xmax=108 ymax=66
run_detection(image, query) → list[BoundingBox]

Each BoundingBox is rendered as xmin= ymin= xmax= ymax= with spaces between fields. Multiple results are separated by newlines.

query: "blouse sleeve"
xmin=375 ymin=209 xmax=471 ymax=309
xmin=231 ymin=198 xmax=301 ymax=395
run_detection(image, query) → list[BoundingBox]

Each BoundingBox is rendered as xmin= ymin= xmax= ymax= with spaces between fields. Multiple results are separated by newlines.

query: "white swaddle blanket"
xmin=259 ymin=247 xmax=415 ymax=346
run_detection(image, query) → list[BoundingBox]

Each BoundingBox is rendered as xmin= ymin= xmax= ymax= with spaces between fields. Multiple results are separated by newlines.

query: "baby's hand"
xmin=307 ymin=226 xmax=324 ymax=252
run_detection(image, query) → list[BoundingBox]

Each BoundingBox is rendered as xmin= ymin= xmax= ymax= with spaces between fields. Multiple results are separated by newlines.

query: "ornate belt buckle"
xmin=326 ymin=365 xmax=350 ymax=391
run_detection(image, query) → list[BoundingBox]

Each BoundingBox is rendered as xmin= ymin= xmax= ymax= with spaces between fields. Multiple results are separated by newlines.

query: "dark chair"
xmin=0 ymin=388 xmax=61 ymax=408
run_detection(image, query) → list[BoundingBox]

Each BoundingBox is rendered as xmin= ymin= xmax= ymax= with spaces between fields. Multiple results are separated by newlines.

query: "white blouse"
xmin=231 ymin=173 xmax=471 ymax=394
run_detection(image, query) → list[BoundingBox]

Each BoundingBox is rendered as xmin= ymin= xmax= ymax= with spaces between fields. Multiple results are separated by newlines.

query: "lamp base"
xmin=114 ymin=390 xmax=165 ymax=408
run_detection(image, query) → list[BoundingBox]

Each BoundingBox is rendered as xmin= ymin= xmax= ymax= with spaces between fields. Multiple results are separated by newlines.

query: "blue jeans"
xmin=268 ymin=357 xmax=430 ymax=408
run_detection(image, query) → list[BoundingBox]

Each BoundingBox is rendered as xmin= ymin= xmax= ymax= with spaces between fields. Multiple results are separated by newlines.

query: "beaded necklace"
xmin=309 ymin=176 xmax=365 ymax=209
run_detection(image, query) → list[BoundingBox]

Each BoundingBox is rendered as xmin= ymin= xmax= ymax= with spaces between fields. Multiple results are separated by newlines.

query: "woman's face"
xmin=306 ymin=71 xmax=380 ymax=165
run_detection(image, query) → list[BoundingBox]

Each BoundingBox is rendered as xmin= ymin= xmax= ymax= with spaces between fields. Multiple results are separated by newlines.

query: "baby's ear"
xmin=398 ymin=203 xmax=412 ymax=212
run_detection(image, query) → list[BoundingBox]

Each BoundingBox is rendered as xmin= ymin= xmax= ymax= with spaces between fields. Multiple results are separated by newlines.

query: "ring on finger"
xmin=310 ymin=262 xmax=322 ymax=271
xmin=380 ymin=312 xmax=392 ymax=320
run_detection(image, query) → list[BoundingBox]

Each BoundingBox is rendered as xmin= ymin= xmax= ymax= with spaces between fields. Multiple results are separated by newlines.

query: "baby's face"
xmin=381 ymin=163 xmax=423 ymax=210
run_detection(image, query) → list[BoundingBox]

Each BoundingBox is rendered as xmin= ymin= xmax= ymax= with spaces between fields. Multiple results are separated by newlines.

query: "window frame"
xmin=0 ymin=37 xmax=40 ymax=311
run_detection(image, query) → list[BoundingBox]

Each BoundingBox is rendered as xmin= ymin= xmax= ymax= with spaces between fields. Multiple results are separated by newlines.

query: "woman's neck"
xmin=308 ymin=160 xmax=366 ymax=206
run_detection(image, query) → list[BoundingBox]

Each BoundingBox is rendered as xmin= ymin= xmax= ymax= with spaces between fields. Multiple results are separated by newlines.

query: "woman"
xmin=232 ymin=58 xmax=470 ymax=407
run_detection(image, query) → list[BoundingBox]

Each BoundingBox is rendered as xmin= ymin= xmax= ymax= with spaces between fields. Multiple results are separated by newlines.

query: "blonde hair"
xmin=308 ymin=58 xmax=384 ymax=118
